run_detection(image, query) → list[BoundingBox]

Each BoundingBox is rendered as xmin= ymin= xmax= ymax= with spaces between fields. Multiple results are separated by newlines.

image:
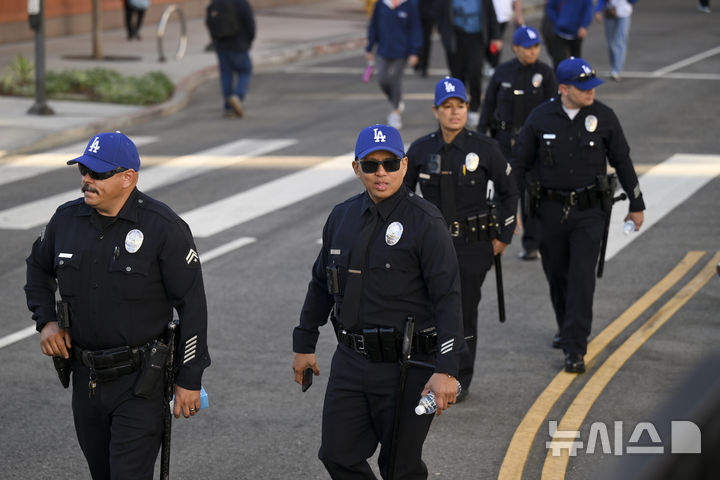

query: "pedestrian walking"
xmin=434 ymin=0 xmax=504 ymax=129
xmin=124 ymin=0 xmax=149 ymax=40
xmin=365 ymin=0 xmax=423 ymax=129
xmin=511 ymin=57 xmax=645 ymax=373
xmin=24 ymin=132 xmax=211 ymax=479
xmin=545 ymin=0 xmax=594 ymax=69
xmin=405 ymin=77 xmax=519 ymax=398
xmin=479 ymin=25 xmax=556 ymax=260
xmin=292 ymin=124 xmax=463 ymax=478
xmin=595 ymin=0 xmax=637 ymax=81
xmin=206 ymin=0 xmax=256 ymax=118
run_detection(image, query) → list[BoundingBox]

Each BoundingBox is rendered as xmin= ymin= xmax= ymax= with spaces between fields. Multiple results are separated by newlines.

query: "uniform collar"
xmin=439 ymin=127 xmax=473 ymax=151
xmin=74 ymin=187 xmax=141 ymax=223
xmin=361 ymin=184 xmax=407 ymax=222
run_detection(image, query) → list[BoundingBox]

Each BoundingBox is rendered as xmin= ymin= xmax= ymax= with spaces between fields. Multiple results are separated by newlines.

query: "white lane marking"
xmin=0 ymin=236 xmax=257 ymax=350
xmin=605 ymin=154 xmax=720 ymax=260
xmin=181 ymin=152 xmax=357 ymax=238
xmin=0 ymin=139 xmax=297 ymax=230
xmin=0 ymin=137 xmax=158 ymax=187
xmin=611 ymin=71 xmax=720 ymax=81
xmin=0 ymin=326 xmax=37 ymax=349
xmin=651 ymin=45 xmax=720 ymax=76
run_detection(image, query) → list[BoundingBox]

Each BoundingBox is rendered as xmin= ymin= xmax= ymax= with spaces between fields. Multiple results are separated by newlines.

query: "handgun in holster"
xmin=134 ymin=339 xmax=170 ymax=398
xmin=595 ymin=174 xmax=618 ymax=214
xmin=52 ymin=301 xmax=72 ymax=388
xmin=524 ymin=176 xmax=542 ymax=218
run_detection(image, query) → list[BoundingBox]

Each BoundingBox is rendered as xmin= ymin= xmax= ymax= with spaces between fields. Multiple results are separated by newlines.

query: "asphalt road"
xmin=1 ymin=1 xmax=718 ymax=478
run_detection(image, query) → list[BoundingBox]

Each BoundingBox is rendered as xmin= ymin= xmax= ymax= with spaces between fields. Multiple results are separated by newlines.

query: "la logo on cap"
xmin=582 ymin=64 xmax=592 ymax=74
xmin=444 ymin=81 xmax=456 ymax=93
xmin=373 ymin=128 xmax=387 ymax=143
xmin=527 ymin=29 xmax=537 ymax=39
xmin=88 ymin=137 xmax=101 ymax=154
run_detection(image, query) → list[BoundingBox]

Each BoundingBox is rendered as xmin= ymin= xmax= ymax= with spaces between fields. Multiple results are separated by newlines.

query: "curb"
xmin=4 ymin=34 xmax=366 ymax=157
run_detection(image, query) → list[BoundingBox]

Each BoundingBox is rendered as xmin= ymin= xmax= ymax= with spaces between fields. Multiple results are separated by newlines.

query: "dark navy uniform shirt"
xmin=293 ymin=185 xmax=462 ymax=376
xmin=479 ymin=58 xmax=557 ymax=144
xmin=511 ymin=96 xmax=646 ymax=212
xmin=405 ymin=128 xmax=519 ymax=249
xmin=25 ymin=188 xmax=210 ymax=389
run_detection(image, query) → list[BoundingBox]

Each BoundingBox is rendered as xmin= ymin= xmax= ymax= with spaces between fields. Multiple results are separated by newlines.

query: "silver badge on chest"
xmin=385 ymin=221 xmax=403 ymax=246
xmin=125 ymin=229 xmax=144 ymax=253
xmin=585 ymin=114 xmax=598 ymax=133
xmin=532 ymin=73 xmax=543 ymax=88
xmin=465 ymin=152 xmax=480 ymax=172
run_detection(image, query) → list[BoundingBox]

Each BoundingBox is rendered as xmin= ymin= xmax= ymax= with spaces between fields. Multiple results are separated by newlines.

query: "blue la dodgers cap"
xmin=67 ymin=131 xmax=141 ymax=172
xmin=434 ymin=76 xmax=468 ymax=106
xmin=556 ymin=57 xmax=604 ymax=91
xmin=513 ymin=25 xmax=541 ymax=48
xmin=355 ymin=124 xmax=405 ymax=159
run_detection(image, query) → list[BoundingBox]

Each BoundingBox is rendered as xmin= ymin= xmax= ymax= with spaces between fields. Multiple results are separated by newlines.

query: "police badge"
xmin=532 ymin=73 xmax=543 ymax=88
xmin=125 ymin=229 xmax=144 ymax=253
xmin=465 ymin=153 xmax=480 ymax=172
xmin=385 ymin=222 xmax=403 ymax=246
xmin=585 ymin=115 xmax=598 ymax=133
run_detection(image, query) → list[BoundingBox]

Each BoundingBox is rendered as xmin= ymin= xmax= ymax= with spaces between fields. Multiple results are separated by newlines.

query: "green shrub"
xmin=0 ymin=55 xmax=174 ymax=105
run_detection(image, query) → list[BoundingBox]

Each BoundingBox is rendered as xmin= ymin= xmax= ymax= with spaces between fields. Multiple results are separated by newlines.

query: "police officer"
xmin=24 ymin=132 xmax=211 ymax=479
xmin=292 ymin=125 xmax=462 ymax=479
xmin=405 ymin=77 xmax=519 ymax=400
xmin=479 ymin=25 xmax=557 ymax=261
xmin=511 ymin=57 xmax=645 ymax=373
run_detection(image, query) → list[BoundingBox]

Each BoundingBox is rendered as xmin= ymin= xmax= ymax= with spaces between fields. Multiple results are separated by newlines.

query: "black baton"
xmin=387 ymin=316 xmax=415 ymax=480
xmin=160 ymin=319 xmax=178 ymax=480
xmin=495 ymin=254 xmax=506 ymax=323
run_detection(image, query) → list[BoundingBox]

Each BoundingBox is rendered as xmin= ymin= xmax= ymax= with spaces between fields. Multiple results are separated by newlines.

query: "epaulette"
xmin=56 ymin=197 xmax=85 ymax=212
xmin=405 ymin=191 xmax=444 ymax=220
xmin=408 ymin=131 xmax=439 ymax=149
xmin=136 ymin=192 xmax=180 ymax=223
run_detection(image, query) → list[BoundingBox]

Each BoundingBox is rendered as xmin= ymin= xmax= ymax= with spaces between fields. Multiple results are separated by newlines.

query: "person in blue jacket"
xmin=366 ymin=0 xmax=423 ymax=129
xmin=545 ymin=0 xmax=594 ymax=69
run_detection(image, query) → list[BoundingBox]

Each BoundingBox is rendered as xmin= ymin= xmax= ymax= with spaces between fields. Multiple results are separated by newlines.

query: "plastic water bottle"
xmin=362 ymin=61 xmax=375 ymax=83
xmin=414 ymin=381 xmax=462 ymax=415
xmin=623 ymin=220 xmax=636 ymax=235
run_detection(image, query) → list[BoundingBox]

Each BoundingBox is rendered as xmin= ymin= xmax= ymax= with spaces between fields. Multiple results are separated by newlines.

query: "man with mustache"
xmin=24 ymin=131 xmax=210 ymax=479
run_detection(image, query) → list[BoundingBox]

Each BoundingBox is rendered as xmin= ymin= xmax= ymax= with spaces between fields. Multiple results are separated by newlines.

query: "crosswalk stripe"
xmin=0 ymin=137 xmax=158 ymax=187
xmin=605 ymin=154 xmax=720 ymax=261
xmin=0 ymin=138 xmax=297 ymax=231
xmin=181 ymin=152 xmax=357 ymax=238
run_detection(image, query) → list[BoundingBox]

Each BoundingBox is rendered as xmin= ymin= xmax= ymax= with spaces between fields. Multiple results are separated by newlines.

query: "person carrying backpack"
xmin=206 ymin=0 xmax=256 ymax=118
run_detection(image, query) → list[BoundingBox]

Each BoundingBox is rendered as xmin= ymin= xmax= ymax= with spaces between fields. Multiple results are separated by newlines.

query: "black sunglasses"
xmin=78 ymin=164 xmax=128 ymax=180
xmin=357 ymin=157 xmax=402 ymax=174
xmin=572 ymin=69 xmax=597 ymax=82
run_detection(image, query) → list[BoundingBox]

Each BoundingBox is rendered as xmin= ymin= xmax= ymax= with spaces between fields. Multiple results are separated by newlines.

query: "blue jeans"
xmin=604 ymin=16 xmax=631 ymax=75
xmin=216 ymin=49 xmax=252 ymax=110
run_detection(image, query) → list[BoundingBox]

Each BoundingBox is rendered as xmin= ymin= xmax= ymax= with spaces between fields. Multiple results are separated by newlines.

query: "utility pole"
xmin=27 ymin=0 xmax=54 ymax=115
xmin=92 ymin=0 xmax=103 ymax=59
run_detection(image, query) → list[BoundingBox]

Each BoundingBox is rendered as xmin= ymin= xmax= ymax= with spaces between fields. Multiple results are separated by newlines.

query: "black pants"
xmin=446 ymin=29 xmax=486 ymax=112
xmin=416 ymin=0 xmax=435 ymax=74
xmin=548 ymin=34 xmax=583 ymax=70
xmin=124 ymin=0 xmax=146 ymax=39
xmin=319 ymin=344 xmax=435 ymax=480
xmin=72 ymin=362 xmax=164 ymax=480
xmin=456 ymin=244 xmax=494 ymax=391
xmin=535 ymin=201 xmax=605 ymax=355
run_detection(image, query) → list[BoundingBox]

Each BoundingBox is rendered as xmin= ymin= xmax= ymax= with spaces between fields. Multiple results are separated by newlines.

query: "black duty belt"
xmin=448 ymin=214 xmax=494 ymax=242
xmin=72 ymin=344 xmax=148 ymax=382
xmin=543 ymin=185 xmax=601 ymax=211
xmin=337 ymin=327 xmax=437 ymax=363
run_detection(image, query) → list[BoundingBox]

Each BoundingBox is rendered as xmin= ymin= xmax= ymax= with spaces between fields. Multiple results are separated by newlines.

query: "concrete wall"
xmin=0 ymin=0 xmax=329 ymax=44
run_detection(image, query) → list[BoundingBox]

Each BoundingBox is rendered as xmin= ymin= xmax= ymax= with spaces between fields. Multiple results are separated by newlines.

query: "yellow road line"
xmin=542 ymin=251 xmax=720 ymax=479
xmin=497 ymin=251 xmax=705 ymax=480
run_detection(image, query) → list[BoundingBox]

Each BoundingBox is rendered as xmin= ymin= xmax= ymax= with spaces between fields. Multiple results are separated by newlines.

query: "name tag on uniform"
xmin=501 ymin=82 xmax=512 ymax=88
xmin=419 ymin=173 xmax=431 ymax=180
xmin=330 ymin=249 xmax=341 ymax=255
xmin=543 ymin=133 xmax=556 ymax=140
xmin=58 ymin=253 xmax=73 ymax=258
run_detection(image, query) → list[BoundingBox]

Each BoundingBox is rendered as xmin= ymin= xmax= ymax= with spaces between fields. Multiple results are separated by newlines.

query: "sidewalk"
xmin=0 ymin=0 xmax=545 ymax=158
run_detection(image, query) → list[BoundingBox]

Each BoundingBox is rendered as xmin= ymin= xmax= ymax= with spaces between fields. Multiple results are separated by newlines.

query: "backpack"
xmin=206 ymin=0 xmax=241 ymax=40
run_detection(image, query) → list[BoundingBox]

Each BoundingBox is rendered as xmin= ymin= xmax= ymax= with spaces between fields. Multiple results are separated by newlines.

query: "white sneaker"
xmin=610 ymin=71 xmax=621 ymax=81
xmin=388 ymin=110 xmax=402 ymax=129
xmin=467 ymin=111 xmax=480 ymax=129
xmin=398 ymin=101 xmax=405 ymax=113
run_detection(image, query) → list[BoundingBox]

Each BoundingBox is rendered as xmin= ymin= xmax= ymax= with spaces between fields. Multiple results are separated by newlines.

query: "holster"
xmin=53 ymin=355 xmax=72 ymax=388
xmin=134 ymin=340 xmax=170 ymax=398
xmin=595 ymin=174 xmax=619 ymax=214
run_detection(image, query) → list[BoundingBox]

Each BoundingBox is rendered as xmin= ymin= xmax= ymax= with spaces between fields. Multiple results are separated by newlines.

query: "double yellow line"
xmin=498 ymin=251 xmax=719 ymax=480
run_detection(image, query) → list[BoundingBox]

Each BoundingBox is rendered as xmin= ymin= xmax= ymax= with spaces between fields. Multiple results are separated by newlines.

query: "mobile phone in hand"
xmin=301 ymin=368 xmax=313 ymax=392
